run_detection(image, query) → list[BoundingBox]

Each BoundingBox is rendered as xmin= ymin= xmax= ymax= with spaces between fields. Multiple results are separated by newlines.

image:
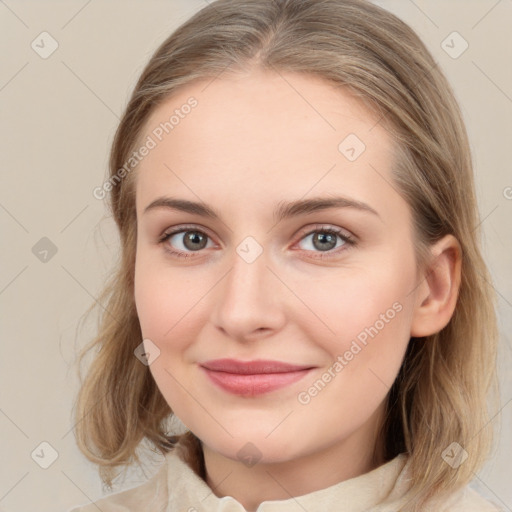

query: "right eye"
xmin=159 ymin=226 xmax=215 ymax=258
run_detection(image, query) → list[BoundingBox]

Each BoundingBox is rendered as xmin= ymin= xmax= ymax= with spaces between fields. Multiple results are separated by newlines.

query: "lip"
xmin=200 ymin=358 xmax=315 ymax=396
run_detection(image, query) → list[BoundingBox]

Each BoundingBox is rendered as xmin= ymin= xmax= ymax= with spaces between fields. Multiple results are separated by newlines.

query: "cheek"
xmin=292 ymin=261 xmax=415 ymax=350
xmin=134 ymin=258 xmax=211 ymax=357
xmin=291 ymin=252 xmax=417 ymax=411
xmin=134 ymin=260 xmax=203 ymax=415
xmin=134 ymin=264 xmax=171 ymax=341
xmin=296 ymin=290 xmax=412 ymax=432
xmin=134 ymin=252 xmax=178 ymax=344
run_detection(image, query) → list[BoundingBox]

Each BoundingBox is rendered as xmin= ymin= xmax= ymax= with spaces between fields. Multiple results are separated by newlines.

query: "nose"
xmin=211 ymin=249 xmax=287 ymax=343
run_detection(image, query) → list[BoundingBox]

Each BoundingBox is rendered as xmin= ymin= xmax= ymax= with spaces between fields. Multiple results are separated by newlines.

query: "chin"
xmin=201 ymin=430 xmax=305 ymax=466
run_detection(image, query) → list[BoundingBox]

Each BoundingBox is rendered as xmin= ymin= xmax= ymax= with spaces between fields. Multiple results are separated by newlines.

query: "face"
xmin=133 ymin=68 xmax=421 ymax=465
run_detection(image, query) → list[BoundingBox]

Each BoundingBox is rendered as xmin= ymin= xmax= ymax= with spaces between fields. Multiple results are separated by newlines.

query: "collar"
xmin=164 ymin=444 xmax=410 ymax=512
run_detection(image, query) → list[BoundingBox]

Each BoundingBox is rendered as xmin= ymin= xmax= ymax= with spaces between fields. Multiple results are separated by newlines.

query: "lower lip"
xmin=201 ymin=367 xmax=312 ymax=396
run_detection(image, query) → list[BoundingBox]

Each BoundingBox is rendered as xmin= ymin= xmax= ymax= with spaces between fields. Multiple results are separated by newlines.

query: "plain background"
xmin=0 ymin=1 xmax=511 ymax=511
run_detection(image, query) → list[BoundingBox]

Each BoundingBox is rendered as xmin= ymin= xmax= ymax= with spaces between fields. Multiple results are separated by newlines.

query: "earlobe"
xmin=410 ymin=235 xmax=462 ymax=337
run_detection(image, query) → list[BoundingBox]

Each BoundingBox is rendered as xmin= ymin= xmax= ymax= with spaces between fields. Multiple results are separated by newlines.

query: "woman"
xmin=71 ymin=0 xmax=501 ymax=510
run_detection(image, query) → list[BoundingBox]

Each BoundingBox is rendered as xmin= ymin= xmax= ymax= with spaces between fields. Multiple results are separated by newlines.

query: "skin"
xmin=133 ymin=68 xmax=461 ymax=511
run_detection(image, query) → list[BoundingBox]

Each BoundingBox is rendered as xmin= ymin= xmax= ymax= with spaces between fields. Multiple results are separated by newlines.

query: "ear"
xmin=410 ymin=234 xmax=462 ymax=337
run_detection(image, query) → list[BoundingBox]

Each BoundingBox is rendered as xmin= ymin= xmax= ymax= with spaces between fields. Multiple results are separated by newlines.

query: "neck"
xmin=201 ymin=406 xmax=387 ymax=511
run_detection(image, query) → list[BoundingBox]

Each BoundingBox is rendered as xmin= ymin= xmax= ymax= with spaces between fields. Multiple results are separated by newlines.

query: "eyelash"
xmin=157 ymin=224 xmax=356 ymax=260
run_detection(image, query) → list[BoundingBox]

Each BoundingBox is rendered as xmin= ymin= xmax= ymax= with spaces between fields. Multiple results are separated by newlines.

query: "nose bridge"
xmin=212 ymin=243 xmax=285 ymax=340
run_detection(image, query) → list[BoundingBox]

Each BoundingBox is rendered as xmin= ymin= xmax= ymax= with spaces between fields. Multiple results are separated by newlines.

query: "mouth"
xmin=199 ymin=358 xmax=315 ymax=396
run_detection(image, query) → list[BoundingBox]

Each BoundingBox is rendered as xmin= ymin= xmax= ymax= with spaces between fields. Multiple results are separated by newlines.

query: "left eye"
xmin=297 ymin=228 xmax=352 ymax=254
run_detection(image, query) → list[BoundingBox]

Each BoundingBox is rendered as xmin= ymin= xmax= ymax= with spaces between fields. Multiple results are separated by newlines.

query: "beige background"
xmin=0 ymin=1 xmax=511 ymax=511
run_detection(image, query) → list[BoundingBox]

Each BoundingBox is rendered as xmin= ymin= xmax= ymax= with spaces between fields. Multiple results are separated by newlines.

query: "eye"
xmin=158 ymin=226 xmax=214 ymax=258
xmin=158 ymin=224 xmax=356 ymax=260
xmin=295 ymin=225 xmax=355 ymax=258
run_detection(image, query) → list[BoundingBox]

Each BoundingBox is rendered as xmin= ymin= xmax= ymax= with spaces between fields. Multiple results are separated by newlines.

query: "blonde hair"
xmin=74 ymin=0 xmax=500 ymax=509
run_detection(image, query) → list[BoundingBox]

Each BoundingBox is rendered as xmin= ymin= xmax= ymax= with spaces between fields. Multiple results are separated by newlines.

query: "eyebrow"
xmin=143 ymin=195 xmax=380 ymax=222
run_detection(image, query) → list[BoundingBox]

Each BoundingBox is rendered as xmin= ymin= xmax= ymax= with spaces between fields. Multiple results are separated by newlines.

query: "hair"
xmin=73 ymin=0 xmax=500 ymax=509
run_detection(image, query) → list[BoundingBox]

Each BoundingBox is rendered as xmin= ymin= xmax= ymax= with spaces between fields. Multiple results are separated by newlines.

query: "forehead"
xmin=134 ymin=68 xmax=397 ymax=217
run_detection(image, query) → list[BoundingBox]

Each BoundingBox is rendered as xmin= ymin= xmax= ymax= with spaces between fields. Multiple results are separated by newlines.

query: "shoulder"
xmin=441 ymin=484 xmax=504 ymax=512
xmin=67 ymin=460 xmax=169 ymax=512
xmin=381 ymin=456 xmax=504 ymax=512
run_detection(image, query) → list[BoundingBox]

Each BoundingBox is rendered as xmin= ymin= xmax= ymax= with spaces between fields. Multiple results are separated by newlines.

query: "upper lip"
xmin=200 ymin=358 xmax=314 ymax=374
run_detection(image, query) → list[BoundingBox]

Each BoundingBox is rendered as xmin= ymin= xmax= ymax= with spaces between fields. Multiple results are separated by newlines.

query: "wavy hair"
xmin=73 ymin=0 xmax=500 ymax=509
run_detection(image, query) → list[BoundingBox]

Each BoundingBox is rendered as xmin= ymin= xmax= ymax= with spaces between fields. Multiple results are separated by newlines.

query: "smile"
xmin=200 ymin=359 xmax=315 ymax=396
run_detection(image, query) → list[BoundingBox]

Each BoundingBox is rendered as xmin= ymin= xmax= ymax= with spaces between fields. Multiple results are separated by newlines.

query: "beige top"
xmin=69 ymin=446 xmax=502 ymax=512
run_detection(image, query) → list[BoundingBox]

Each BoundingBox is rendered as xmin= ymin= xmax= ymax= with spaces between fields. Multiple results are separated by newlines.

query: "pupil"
xmin=184 ymin=231 xmax=206 ymax=250
xmin=314 ymin=232 xmax=336 ymax=251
